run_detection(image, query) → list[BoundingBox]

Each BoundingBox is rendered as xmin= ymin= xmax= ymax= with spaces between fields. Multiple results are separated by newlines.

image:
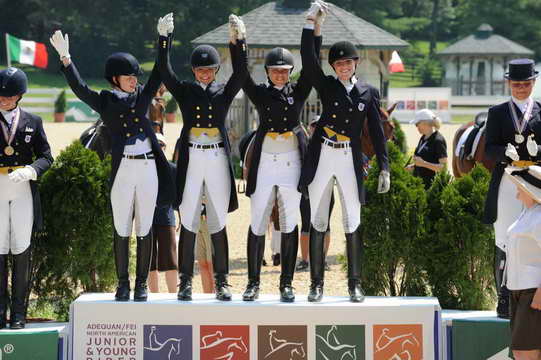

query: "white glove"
xmin=306 ymin=2 xmax=322 ymax=22
xmin=229 ymin=15 xmax=246 ymax=41
xmin=9 ymin=166 xmax=37 ymax=183
xmin=314 ymin=0 xmax=330 ymax=24
xmin=377 ymin=170 xmax=391 ymax=194
xmin=505 ymin=143 xmax=520 ymax=162
xmin=157 ymin=13 xmax=174 ymax=37
xmin=527 ymin=135 xmax=538 ymax=157
xmin=49 ymin=30 xmax=70 ymax=60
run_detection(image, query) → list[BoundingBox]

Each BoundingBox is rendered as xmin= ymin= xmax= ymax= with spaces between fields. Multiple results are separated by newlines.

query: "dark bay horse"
xmin=80 ymin=85 xmax=167 ymax=159
xmin=452 ymin=112 xmax=495 ymax=177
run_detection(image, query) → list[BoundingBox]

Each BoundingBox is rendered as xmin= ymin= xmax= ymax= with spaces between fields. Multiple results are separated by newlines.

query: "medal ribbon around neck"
xmin=509 ymin=98 xmax=534 ymax=135
xmin=0 ymin=108 xmax=20 ymax=153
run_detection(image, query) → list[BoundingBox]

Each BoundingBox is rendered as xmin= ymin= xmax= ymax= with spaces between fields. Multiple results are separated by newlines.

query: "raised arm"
xmin=300 ymin=3 xmax=328 ymax=93
xmin=156 ymin=13 xmax=188 ymax=101
xmin=295 ymin=15 xmax=324 ymax=100
xmin=50 ymin=30 xmax=103 ymax=112
xmin=224 ymin=15 xmax=249 ymax=102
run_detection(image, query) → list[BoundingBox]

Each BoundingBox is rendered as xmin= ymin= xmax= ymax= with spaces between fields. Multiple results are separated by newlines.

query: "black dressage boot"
xmin=113 ymin=232 xmax=130 ymax=301
xmin=243 ymin=228 xmax=265 ymax=301
xmin=212 ymin=228 xmax=232 ymax=301
xmin=134 ymin=232 xmax=152 ymax=302
xmin=280 ymin=226 xmax=298 ymax=302
xmin=0 ymin=255 xmax=8 ymax=329
xmin=495 ymin=247 xmax=510 ymax=319
xmin=308 ymin=227 xmax=326 ymax=302
xmin=10 ymin=248 xmax=31 ymax=329
xmin=177 ymin=226 xmax=196 ymax=301
xmin=346 ymin=227 xmax=365 ymax=303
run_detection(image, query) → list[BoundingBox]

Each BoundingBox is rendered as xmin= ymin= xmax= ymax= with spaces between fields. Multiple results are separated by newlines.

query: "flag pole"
xmin=5 ymin=33 xmax=11 ymax=68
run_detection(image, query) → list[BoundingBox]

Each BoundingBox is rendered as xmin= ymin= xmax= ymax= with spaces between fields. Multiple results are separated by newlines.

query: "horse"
xmin=451 ymin=112 xmax=495 ymax=177
xmin=200 ymin=331 xmax=249 ymax=359
xmin=80 ymin=85 xmax=167 ymax=159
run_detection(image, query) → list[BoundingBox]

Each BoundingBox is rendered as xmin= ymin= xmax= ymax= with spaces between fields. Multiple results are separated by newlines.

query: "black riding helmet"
xmin=0 ymin=67 xmax=28 ymax=97
xmin=265 ymin=47 xmax=294 ymax=71
xmin=191 ymin=45 xmax=220 ymax=70
xmin=328 ymin=41 xmax=359 ymax=66
xmin=104 ymin=52 xmax=143 ymax=85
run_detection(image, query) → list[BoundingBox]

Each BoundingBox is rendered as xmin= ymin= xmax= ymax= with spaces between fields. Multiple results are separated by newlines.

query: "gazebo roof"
xmin=438 ymin=24 xmax=534 ymax=56
xmin=191 ymin=1 xmax=409 ymax=50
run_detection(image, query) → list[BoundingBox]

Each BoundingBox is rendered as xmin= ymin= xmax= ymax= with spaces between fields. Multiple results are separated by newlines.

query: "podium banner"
xmin=70 ymin=293 xmax=441 ymax=360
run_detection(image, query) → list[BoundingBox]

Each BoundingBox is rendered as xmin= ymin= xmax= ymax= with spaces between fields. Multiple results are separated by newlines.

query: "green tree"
xmin=425 ymin=165 xmax=495 ymax=309
xmin=31 ymin=141 xmax=115 ymax=320
xmin=360 ymin=142 xmax=429 ymax=296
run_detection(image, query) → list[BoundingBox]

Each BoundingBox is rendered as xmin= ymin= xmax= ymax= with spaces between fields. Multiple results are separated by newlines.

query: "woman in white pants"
xmin=156 ymin=14 xmax=248 ymax=301
xmin=0 ymin=67 xmax=53 ymax=329
xmin=51 ymin=29 xmax=175 ymax=302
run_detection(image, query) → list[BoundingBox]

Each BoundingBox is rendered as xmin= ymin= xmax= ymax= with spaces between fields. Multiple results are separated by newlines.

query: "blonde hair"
xmin=432 ymin=116 xmax=442 ymax=130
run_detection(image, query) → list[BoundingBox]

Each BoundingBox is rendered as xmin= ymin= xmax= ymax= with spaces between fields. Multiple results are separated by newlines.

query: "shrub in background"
xmin=31 ymin=141 xmax=115 ymax=320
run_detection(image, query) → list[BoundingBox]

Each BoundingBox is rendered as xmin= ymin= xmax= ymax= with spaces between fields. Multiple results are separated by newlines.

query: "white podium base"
xmin=70 ymin=293 xmax=441 ymax=360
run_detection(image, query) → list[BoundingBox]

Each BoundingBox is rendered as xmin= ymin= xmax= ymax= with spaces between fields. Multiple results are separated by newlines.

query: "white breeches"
xmin=308 ymin=143 xmax=361 ymax=233
xmin=495 ymin=171 xmax=524 ymax=250
xmin=250 ymin=150 xmax=302 ymax=236
xmin=111 ymin=158 xmax=158 ymax=237
xmin=0 ymin=174 xmax=33 ymax=255
xmin=180 ymin=146 xmax=230 ymax=234
xmin=270 ymin=225 xmax=281 ymax=254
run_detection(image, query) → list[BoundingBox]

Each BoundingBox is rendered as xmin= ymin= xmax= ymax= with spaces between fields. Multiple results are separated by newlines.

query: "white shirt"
xmin=123 ymin=137 xmax=153 ymax=155
xmin=0 ymin=107 xmax=18 ymax=127
xmin=339 ymin=76 xmax=357 ymax=94
xmin=512 ymin=96 xmax=533 ymax=114
xmin=505 ymin=204 xmax=541 ymax=290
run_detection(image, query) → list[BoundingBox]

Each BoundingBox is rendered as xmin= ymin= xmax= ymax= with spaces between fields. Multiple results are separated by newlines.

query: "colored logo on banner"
xmin=143 ymin=325 xmax=192 ymax=360
xmin=315 ymin=325 xmax=365 ymax=360
xmin=200 ymin=325 xmax=249 ymax=360
xmin=373 ymin=324 xmax=423 ymax=360
xmin=258 ymin=325 xmax=307 ymax=359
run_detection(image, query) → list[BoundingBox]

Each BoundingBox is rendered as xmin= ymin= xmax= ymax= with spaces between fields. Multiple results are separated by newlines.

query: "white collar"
xmin=512 ymin=96 xmax=532 ymax=109
xmin=338 ymin=75 xmax=357 ymax=90
xmin=0 ymin=107 xmax=18 ymax=124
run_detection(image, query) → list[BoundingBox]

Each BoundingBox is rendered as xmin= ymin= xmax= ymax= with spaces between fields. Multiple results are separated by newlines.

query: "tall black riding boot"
xmin=212 ymin=228 xmax=232 ymax=301
xmin=243 ymin=228 xmax=265 ymax=301
xmin=10 ymin=247 xmax=31 ymax=329
xmin=113 ymin=232 xmax=130 ymax=301
xmin=495 ymin=247 xmax=510 ymax=319
xmin=280 ymin=226 xmax=298 ymax=302
xmin=308 ymin=226 xmax=326 ymax=302
xmin=177 ymin=226 xmax=196 ymax=301
xmin=346 ymin=227 xmax=365 ymax=303
xmin=134 ymin=232 xmax=153 ymax=302
xmin=0 ymin=255 xmax=8 ymax=329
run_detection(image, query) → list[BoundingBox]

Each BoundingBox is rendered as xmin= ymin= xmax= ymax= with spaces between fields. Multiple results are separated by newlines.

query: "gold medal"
xmin=4 ymin=146 xmax=14 ymax=156
xmin=515 ymin=134 xmax=525 ymax=144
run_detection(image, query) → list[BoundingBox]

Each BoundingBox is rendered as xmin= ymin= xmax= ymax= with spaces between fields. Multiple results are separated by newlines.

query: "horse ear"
xmin=387 ymin=102 xmax=398 ymax=115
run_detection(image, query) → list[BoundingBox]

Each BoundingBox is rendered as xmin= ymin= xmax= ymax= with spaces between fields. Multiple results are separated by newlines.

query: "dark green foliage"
xmin=415 ymin=57 xmax=442 ymax=86
xmin=165 ymin=97 xmax=178 ymax=114
xmin=391 ymin=118 xmax=408 ymax=154
xmin=361 ymin=142 xmax=429 ymax=296
xmin=54 ymin=90 xmax=66 ymax=113
xmin=31 ymin=141 xmax=115 ymax=320
xmin=424 ymin=165 xmax=495 ymax=309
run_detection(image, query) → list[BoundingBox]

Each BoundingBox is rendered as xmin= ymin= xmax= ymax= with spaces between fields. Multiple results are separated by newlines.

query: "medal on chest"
xmin=287 ymin=97 xmax=294 ymax=105
xmin=509 ymin=99 xmax=534 ymax=144
xmin=0 ymin=109 xmax=20 ymax=157
xmin=358 ymin=102 xmax=365 ymax=112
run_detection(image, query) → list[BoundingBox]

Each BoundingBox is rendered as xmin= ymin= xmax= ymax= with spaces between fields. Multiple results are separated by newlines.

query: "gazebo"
xmin=438 ymin=24 xmax=535 ymax=96
xmin=191 ymin=0 xmax=408 ymax=146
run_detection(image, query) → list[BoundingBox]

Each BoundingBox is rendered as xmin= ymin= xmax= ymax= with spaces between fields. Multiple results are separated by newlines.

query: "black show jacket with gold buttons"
xmin=242 ymin=35 xmax=322 ymax=197
xmin=157 ymin=35 xmax=248 ymax=212
xmin=61 ymin=62 xmax=175 ymax=206
xmin=298 ymin=28 xmax=389 ymax=203
xmin=0 ymin=110 xmax=53 ymax=231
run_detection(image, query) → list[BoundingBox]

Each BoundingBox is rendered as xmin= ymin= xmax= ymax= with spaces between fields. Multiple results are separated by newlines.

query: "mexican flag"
xmin=6 ymin=34 xmax=48 ymax=69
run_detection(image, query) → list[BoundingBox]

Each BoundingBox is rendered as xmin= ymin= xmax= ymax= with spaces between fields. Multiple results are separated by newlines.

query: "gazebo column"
xmin=469 ymin=57 xmax=473 ymax=95
xmin=490 ymin=57 xmax=494 ymax=95
xmin=456 ymin=56 xmax=461 ymax=95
